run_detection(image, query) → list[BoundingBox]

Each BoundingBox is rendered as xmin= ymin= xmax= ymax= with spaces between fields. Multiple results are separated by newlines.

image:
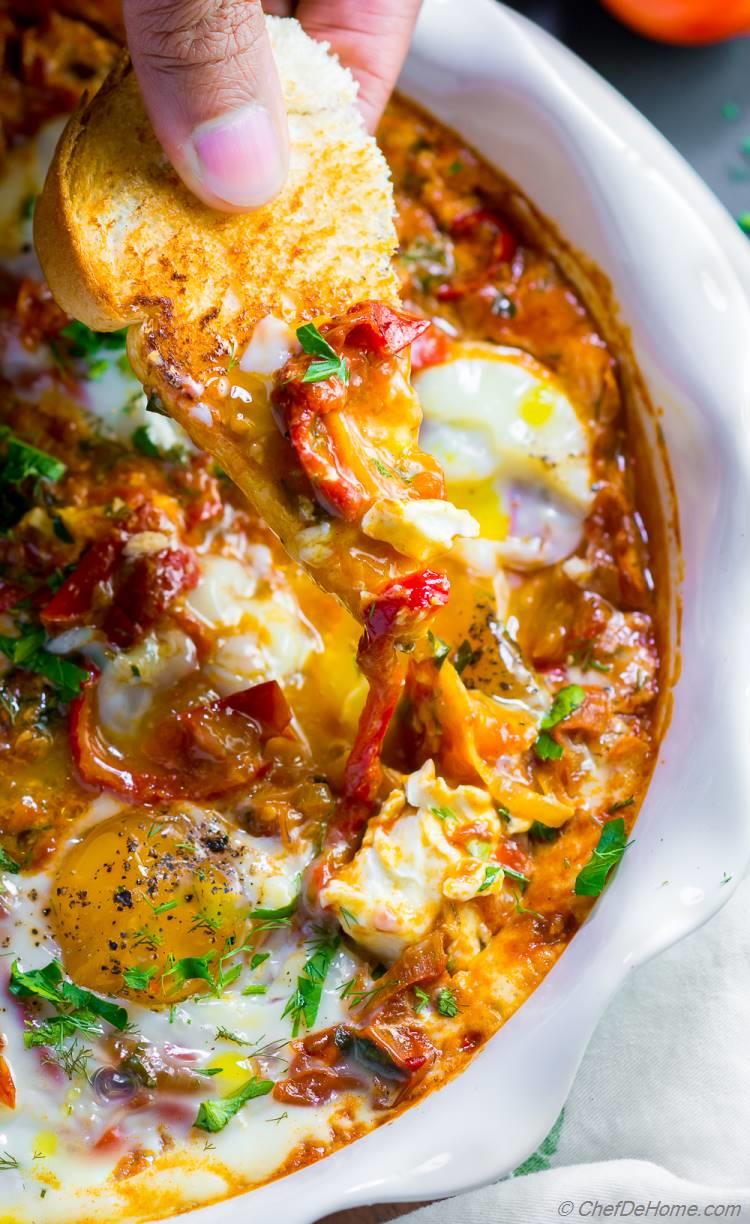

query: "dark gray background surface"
xmin=504 ymin=0 xmax=750 ymax=220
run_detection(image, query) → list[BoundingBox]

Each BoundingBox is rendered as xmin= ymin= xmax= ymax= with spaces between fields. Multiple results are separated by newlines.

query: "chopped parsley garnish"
xmin=0 ymin=628 xmax=87 ymax=703
xmin=162 ymin=952 xmax=216 ymax=993
xmin=427 ymin=629 xmax=450 ymax=667
xmin=215 ymin=1026 xmax=247 ymax=1045
xmin=0 ymin=847 xmax=20 ymax=874
xmin=429 ymin=805 xmax=456 ymax=823
xmin=241 ymin=984 xmax=267 ymax=996
xmin=413 ymin=986 xmax=430 ymax=1014
xmin=502 ymin=865 xmax=530 ymax=890
xmin=533 ymin=731 xmax=563 ymax=761
xmin=10 ymin=959 xmax=128 ymax=1065
xmin=453 ymin=638 xmax=480 ymax=675
xmin=339 ymin=978 xmax=387 ymax=1011
xmin=52 ymin=514 xmax=73 ymax=543
xmin=296 ymin=323 xmax=349 ymax=385
xmin=534 ymin=684 xmax=585 ymax=761
xmin=477 ymin=864 xmax=503 ymax=893
xmin=250 ymin=898 xmax=297 ymax=922
xmin=436 ymin=988 xmax=459 ymax=1018
xmin=150 ymin=898 xmax=179 ymax=916
xmin=58 ymin=322 xmax=128 ymax=379
xmin=574 ymin=818 xmax=631 ymax=897
xmin=193 ymin=1075 xmax=274 ymax=1133
xmin=0 ymin=428 xmax=65 ymax=487
xmin=282 ymin=927 xmax=340 ymax=1036
xmin=529 ymin=821 xmax=560 ymax=843
xmin=131 ymin=425 xmax=161 ymax=458
xmin=123 ymin=965 xmax=157 ymax=991
xmin=607 ymin=796 xmax=635 ymax=814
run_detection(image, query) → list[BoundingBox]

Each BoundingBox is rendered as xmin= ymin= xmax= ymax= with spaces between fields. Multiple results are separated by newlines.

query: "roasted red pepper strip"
xmin=319 ymin=570 xmax=450 ymax=878
xmin=70 ymin=678 xmax=291 ymax=802
xmin=332 ymin=300 xmax=430 ymax=354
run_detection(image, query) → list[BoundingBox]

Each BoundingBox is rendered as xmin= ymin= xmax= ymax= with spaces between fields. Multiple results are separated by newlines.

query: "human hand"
xmin=123 ymin=0 xmax=422 ymax=212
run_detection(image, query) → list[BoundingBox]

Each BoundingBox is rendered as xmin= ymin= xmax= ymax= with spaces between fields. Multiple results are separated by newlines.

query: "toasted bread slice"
xmin=35 ymin=16 xmax=477 ymax=622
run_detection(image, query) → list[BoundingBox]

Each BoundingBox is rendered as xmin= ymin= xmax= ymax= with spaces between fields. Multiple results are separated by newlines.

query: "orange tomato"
xmin=601 ymin=0 xmax=750 ymax=43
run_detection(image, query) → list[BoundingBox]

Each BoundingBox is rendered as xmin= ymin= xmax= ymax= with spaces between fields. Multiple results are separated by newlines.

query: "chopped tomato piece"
xmin=41 ymin=537 xmax=123 ymax=629
xmin=41 ymin=515 xmax=199 ymax=648
xmin=102 ymin=545 xmax=199 ymax=648
xmin=0 ymin=582 xmax=25 ymax=613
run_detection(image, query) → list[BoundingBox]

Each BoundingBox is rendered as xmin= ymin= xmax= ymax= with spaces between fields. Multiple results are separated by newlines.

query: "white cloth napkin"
xmin=400 ymin=874 xmax=750 ymax=1222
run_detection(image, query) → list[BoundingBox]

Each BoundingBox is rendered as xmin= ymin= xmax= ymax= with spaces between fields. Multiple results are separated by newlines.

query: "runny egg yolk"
xmin=51 ymin=810 xmax=248 ymax=1004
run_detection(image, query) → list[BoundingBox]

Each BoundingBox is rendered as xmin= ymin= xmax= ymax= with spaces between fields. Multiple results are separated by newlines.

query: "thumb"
xmin=123 ymin=0 xmax=288 ymax=211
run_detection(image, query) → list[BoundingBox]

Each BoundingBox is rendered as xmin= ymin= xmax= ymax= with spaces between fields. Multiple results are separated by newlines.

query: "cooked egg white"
xmin=414 ymin=341 xmax=594 ymax=568
xmin=184 ymin=554 xmax=321 ymax=696
xmin=0 ymin=796 xmax=368 ymax=1222
xmin=320 ymin=759 xmax=507 ymax=960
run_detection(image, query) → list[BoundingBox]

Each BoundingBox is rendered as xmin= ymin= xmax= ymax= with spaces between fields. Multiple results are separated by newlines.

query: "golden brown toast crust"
xmin=34 ymin=19 xmax=415 ymax=615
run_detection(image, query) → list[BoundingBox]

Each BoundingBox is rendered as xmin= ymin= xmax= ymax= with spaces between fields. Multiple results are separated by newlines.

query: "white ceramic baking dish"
xmin=180 ymin=1 xmax=750 ymax=1219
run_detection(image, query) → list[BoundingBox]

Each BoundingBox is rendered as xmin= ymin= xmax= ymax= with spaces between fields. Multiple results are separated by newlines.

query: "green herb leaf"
xmin=0 ymin=436 xmax=65 ymax=486
xmin=123 ymin=965 xmax=157 ymax=991
xmin=533 ymin=685 xmax=585 ymax=761
xmin=477 ymin=864 xmax=503 ymax=894
xmin=429 ymin=805 xmax=456 ymax=823
xmin=131 ymin=426 xmax=161 ymax=458
xmin=193 ymin=1076 xmax=274 ymax=1133
xmin=9 ymin=959 xmax=64 ymax=1004
xmin=436 ymin=988 xmax=459 ymax=1018
xmin=250 ymin=898 xmax=297 ymax=921
xmin=426 ymin=629 xmax=450 ymax=667
xmin=533 ymin=731 xmax=563 ymax=761
xmin=162 ymin=953 xmax=216 ymax=993
xmin=607 ymin=796 xmax=634 ymax=815
xmin=453 ymin=639 xmax=479 ymax=675
xmin=241 ymin=984 xmax=267 ymax=996
xmin=0 ymin=631 xmax=87 ymax=703
xmin=296 ymin=323 xmax=349 ymax=385
xmin=574 ymin=818 xmax=631 ymax=897
xmin=528 ymin=821 xmax=560 ymax=843
xmin=0 ymin=847 xmax=20 ymax=874
xmin=249 ymin=952 xmax=270 ymax=971
xmin=503 ymin=865 xmax=530 ymax=890
xmin=282 ymin=928 xmax=340 ymax=1037
xmin=540 ymin=684 xmax=586 ymax=731
xmin=413 ymin=986 xmax=430 ymax=1014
